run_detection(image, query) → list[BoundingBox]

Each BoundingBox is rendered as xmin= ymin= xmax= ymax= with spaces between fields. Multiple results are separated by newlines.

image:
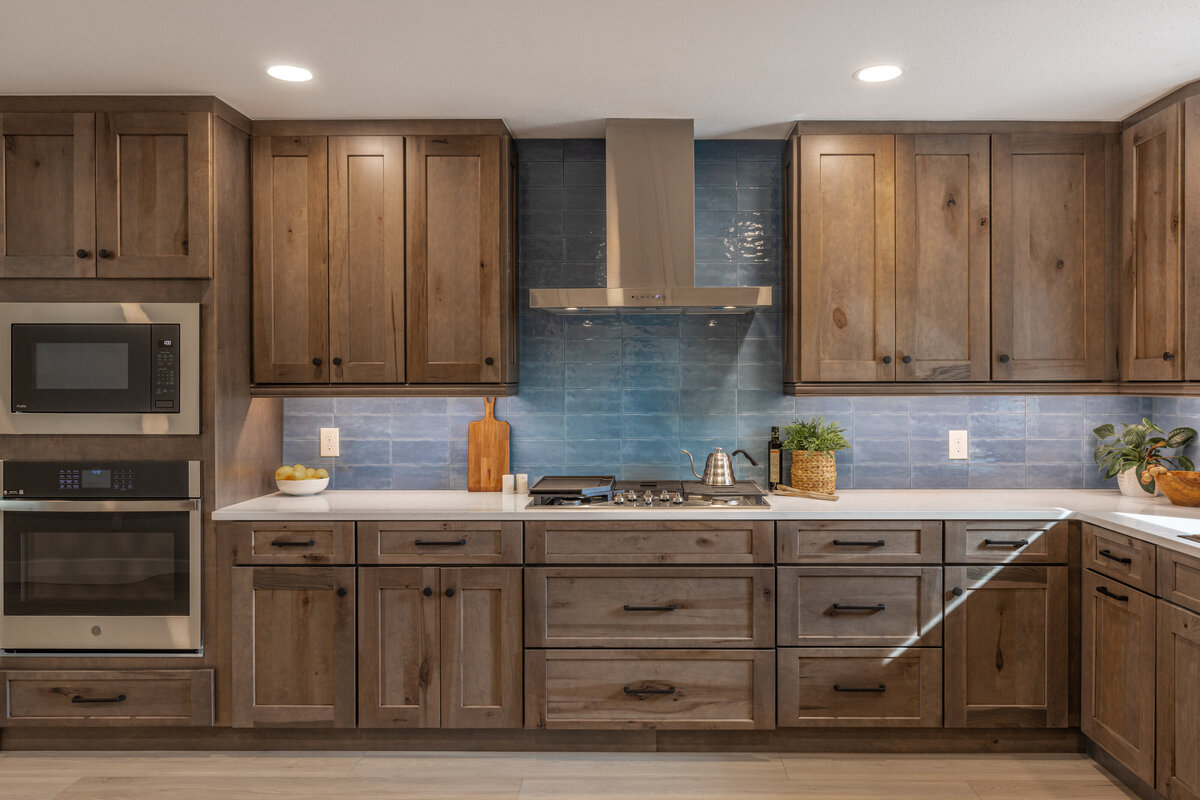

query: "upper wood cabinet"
xmin=1186 ymin=96 xmax=1200 ymax=382
xmin=991 ymin=133 xmax=1110 ymax=380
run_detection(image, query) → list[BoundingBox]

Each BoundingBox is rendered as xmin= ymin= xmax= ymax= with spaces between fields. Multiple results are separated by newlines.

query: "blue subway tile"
xmin=563 ymin=139 xmax=604 ymax=161
xmin=794 ymin=397 xmax=855 ymax=416
xmin=852 ymin=464 xmax=911 ymax=489
xmin=696 ymin=212 xmax=738 ymax=237
xmin=680 ymin=315 xmax=739 ymax=338
xmin=564 ymin=237 xmax=605 ymax=262
xmin=565 ymin=338 xmax=622 ymax=363
xmin=520 ymin=262 xmax=562 ymax=288
xmin=520 ymin=237 xmax=564 ymax=262
xmin=392 ymin=397 xmax=449 ymax=415
xmin=695 ymin=161 xmax=737 ymax=186
xmin=695 ymin=262 xmax=740 ymax=286
xmin=449 ymin=439 xmax=469 ymax=464
xmin=518 ymin=186 xmax=564 ymax=212
xmin=735 ymin=140 xmax=786 ymax=161
xmin=517 ymin=140 xmax=563 ymax=161
xmin=621 ymin=315 xmax=681 ymax=338
xmin=738 ymin=363 xmax=782 ymax=390
xmin=389 ymin=440 xmax=449 ymax=465
xmin=911 ymin=464 xmax=969 ymax=489
xmin=520 ymin=338 xmax=564 ymax=363
xmin=623 ymin=338 xmax=680 ymax=364
xmin=561 ymin=262 xmax=606 ymax=287
xmin=736 ymin=160 xmax=781 ymax=187
xmin=519 ymin=212 xmax=564 ymax=238
xmin=737 ymin=338 xmax=783 ymax=364
xmin=695 ymin=237 xmax=737 ymax=263
xmin=448 ymin=465 xmax=469 ymax=488
xmin=283 ymin=414 xmax=330 ymax=440
xmin=518 ymin=161 xmax=563 ymax=186
xmin=565 ymin=414 xmax=623 ymax=439
xmin=388 ymin=414 xmax=451 ymax=442
xmin=915 ymin=396 xmax=970 ymax=413
xmin=969 ymin=396 xmax=1026 ymax=413
xmin=623 ymin=389 xmax=680 ymax=414
xmin=508 ymin=416 xmax=565 ymax=441
xmin=968 ymin=463 xmax=1026 ymax=489
xmin=909 ymin=439 xmax=949 ymax=464
xmin=1084 ymin=396 xmax=1151 ymax=415
xmin=909 ymin=414 xmax=968 ymax=438
xmin=338 ymin=440 xmax=392 ymax=465
xmin=736 ymin=211 xmax=782 ymax=238
xmin=853 ymin=397 xmax=911 ymax=413
xmin=853 ymin=413 xmax=911 ymax=438
xmin=1026 ymin=414 xmax=1082 ymax=439
xmin=680 ymin=338 xmax=738 ymax=363
xmin=563 ymin=212 xmax=605 ymax=237
xmin=853 ymin=438 xmax=910 ymax=462
xmin=623 ymin=414 xmax=680 ymax=438
xmin=738 ymin=312 xmax=782 ymax=340
xmin=970 ymin=438 xmax=1026 ymax=463
xmin=680 ymin=415 xmax=738 ymax=439
xmin=563 ymin=161 xmax=604 ymax=186
xmin=623 ymin=364 xmax=681 ymax=388
xmin=507 ymin=389 xmax=565 ymax=415
xmin=737 ymin=186 xmax=782 ymax=211
xmin=565 ymin=389 xmax=622 ymax=414
xmin=338 ymin=415 xmax=393 ymax=440
xmin=695 ymin=187 xmax=738 ymax=212
xmin=564 ymin=186 xmax=605 ymax=211
xmin=390 ymin=466 xmax=450 ymax=491
xmin=565 ymin=439 xmax=623 ymax=464
xmin=333 ymin=466 xmax=393 ymax=490
xmin=969 ymin=413 xmax=1026 ymax=438
xmin=1026 ymin=396 xmax=1085 ymax=414
xmin=737 ymin=390 xmax=795 ymax=415
xmin=681 ymin=364 xmax=738 ymax=388
xmin=738 ymin=413 xmax=791 ymax=441
xmin=694 ymin=140 xmax=739 ymax=161
xmin=565 ymin=363 xmax=622 ymax=388
xmin=563 ymin=316 xmax=622 ymax=338
xmin=334 ymin=397 xmax=391 ymax=415
xmin=520 ymin=314 xmax=564 ymax=339
xmin=621 ymin=439 xmax=683 ymax=465
xmin=680 ymin=389 xmax=737 ymax=415
xmin=511 ymin=439 xmax=566 ymax=465
xmin=1026 ymin=463 xmax=1084 ymax=489
xmin=284 ymin=398 xmax=335 ymax=415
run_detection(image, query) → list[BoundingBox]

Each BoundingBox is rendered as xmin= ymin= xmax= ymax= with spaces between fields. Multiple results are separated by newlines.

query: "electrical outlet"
xmin=319 ymin=427 xmax=340 ymax=458
xmin=948 ymin=430 xmax=968 ymax=460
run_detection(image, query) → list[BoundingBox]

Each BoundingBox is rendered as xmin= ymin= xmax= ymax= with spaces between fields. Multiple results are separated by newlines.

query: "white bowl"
xmin=276 ymin=477 xmax=329 ymax=496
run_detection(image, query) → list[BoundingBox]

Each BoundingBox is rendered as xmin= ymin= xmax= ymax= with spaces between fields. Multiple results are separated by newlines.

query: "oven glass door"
xmin=3 ymin=509 xmax=190 ymax=617
xmin=10 ymin=324 xmax=152 ymax=413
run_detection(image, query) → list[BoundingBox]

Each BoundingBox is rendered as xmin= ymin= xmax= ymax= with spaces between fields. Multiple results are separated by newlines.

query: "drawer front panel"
xmin=524 ymin=521 xmax=773 ymax=565
xmin=777 ymin=521 xmax=942 ymax=564
xmin=1 ymin=669 xmax=213 ymax=726
xmin=945 ymin=521 xmax=1068 ymax=564
xmin=525 ymin=649 xmax=774 ymax=730
xmin=777 ymin=567 xmax=943 ymax=647
xmin=358 ymin=521 xmax=522 ymax=564
xmin=230 ymin=522 xmax=355 ymax=565
xmin=1082 ymin=524 xmax=1156 ymax=593
xmin=777 ymin=647 xmax=942 ymax=727
xmin=525 ymin=568 xmax=774 ymax=648
xmin=1160 ymin=547 xmax=1200 ymax=615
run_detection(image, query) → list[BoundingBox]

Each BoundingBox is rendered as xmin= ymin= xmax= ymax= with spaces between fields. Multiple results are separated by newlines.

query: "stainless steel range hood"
xmin=529 ymin=119 xmax=772 ymax=313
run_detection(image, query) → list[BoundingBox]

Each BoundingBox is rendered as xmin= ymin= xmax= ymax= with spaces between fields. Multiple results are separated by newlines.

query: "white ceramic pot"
xmin=1117 ymin=468 xmax=1160 ymax=498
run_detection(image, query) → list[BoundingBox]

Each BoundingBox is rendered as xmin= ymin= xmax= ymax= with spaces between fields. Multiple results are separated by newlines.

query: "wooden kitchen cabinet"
xmin=1081 ymin=569 xmax=1156 ymax=784
xmin=1157 ymin=600 xmax=1200 ymax=800
xmin=231 ymin=566 xmax=356 ymax=728
xmin=358 ymin=566 xmax=522 ymax=728
xmin=944 ymin=565 xmax=1070 ymax=727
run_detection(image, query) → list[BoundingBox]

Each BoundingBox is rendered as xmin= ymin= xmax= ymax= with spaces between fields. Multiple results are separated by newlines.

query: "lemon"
xmin=315 ymin=468 xmax=329 ymax=479
xmin=305 ymin=468 xmax=317 ymax=479
xmin=274 ymin=466 xmax=292 ymax=480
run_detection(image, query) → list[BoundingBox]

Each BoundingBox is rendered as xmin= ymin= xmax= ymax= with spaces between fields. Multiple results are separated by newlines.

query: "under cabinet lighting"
xmin=854 ymin=64 xmax=903 ymax=83
xmin=267 ymin=65 xmax=313 ymax=82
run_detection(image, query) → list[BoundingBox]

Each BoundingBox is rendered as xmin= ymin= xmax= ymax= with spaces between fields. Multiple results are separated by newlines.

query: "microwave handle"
xmin=0 ymin=499 xmax=199 ymax=513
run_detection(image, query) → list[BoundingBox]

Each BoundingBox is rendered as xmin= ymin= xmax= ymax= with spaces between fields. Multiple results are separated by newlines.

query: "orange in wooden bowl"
xmin=1154 ymin=471 xmax=1200 ymax=507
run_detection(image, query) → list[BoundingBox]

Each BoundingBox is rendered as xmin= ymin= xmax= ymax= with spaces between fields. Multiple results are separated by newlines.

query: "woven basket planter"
xmin=790 ymin=450 xmax=837 ymax=495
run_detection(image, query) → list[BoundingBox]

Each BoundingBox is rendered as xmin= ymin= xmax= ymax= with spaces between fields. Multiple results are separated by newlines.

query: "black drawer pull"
xmin=271 ymin=539 xmax=315 ymax=548
xmin=832 ymin=539 xmax=886 ymax=548
xmin=414 ymin=539 xmax=468 ymax=547
xmin=833 ymin=684 xmax=886 ymax=693
xmin=623 ymin=686 xmax=676 ymax=696
xmin=831 ymin=603 xmax=886 ymax=615
xmin=982 ymin=538 xmax=1029 ymax=547
xmin=623 ymin=605 xmax=677 ymax=612
xmin=1097 ymin=586 xmax=1129 ymax=602
xmin=71 ymin=694 xmax=126 ymax=704
xmin=1098 ymin=549 xmax=1133 ymax=565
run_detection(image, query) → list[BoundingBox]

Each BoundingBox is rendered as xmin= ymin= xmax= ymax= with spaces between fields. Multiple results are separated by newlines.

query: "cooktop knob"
xmin=671 ymin=492 xmax=684 ymax=504
xmin=643 ymin=490 xmax=654 ymax=506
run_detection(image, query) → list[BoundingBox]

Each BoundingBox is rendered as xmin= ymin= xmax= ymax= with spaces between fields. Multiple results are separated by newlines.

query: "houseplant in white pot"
xmin=1092 ymin=419 xmax=1196 ymax=496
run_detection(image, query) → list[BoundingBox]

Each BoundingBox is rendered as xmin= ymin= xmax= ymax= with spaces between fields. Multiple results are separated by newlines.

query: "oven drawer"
xmin=945 ymin=521 xmax=1068 ymax=564
xmin=229 ymin=522 xmax=354 ymax=565
xmin=525 ymin=649 xmax=774 ymax=730
xmin=358 ymin=521 xmax=522 ymax=564
xmin=0 ymin=669 xmax=213 ymax=726
xmin=777 ymin=648 xmax=942 ymax=727
xmin=525 ymin=567 xmax=775 ymax=648
xmin=524 ymin=521 xmax=774 ymax=565
xmin=1082 ymin=524 xmax=1156 ymax=593
xmin=776 ymin=521 xmax=942 ymax=564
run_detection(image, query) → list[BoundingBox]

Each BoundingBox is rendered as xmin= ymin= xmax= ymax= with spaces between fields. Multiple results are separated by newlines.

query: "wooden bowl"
xmin=1154 ymin=471 xmax=1200 ymax=507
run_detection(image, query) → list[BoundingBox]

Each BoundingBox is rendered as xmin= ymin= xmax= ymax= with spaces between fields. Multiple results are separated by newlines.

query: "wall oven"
xmin=0 ymin=460 xmax=201 ymax=653
xmin=0 ymin=302 xmax=199 ymax=435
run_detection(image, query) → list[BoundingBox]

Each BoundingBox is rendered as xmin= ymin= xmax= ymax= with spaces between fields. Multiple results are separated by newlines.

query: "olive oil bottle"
xmin=768 ymin=426 xmax=782 ymax=490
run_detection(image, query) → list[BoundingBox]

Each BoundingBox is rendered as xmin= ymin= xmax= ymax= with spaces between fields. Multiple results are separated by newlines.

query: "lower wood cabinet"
xmin=1081 ymin=569 xmax=1156 ymax=784
xmin=0 ymin=669 xmax=213 ymax=727
xmin=1158 ymin=600 xmax=1200 ymax=800
xmin=358 ymin=566 xmax=522 ymax=728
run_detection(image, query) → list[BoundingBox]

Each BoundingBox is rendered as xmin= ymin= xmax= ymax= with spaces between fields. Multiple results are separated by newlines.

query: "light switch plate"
xmin=320 ymin=427 xmax=340 ymax=458
xmin=948 ymin=430 xmax=968 ymax=460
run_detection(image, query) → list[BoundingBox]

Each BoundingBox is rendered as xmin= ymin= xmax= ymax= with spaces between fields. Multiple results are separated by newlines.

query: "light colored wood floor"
xmin=0 ymin=752 xmax=1139 ymax=799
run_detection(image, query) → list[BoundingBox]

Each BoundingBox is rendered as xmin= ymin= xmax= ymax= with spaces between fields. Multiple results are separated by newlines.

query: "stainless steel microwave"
xmin=1 ymin=303 xmax=199 ymax=435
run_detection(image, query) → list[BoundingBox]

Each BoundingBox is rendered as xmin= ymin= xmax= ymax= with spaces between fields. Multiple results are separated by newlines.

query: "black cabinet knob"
xmin=332 ymin=357 xmax=343 ymax=366
xmin=902 ymin=355 xmax=912 ymax=364
xmin=312 ymin=357 xmax=322 ymax=367
xmin=445 ymin=588 xmax=455 ymax=598
xmin=952 ymin=587 xmax=964 ymax=597
xmin=336 ymin=587 xmax=347 ymax=597
xmin=881 ymin=355 xmax=893 ymax=364
xmin=97 ymin=249 xmax=112 ymax=259
xmin=998 ymin=354 xmax=1011 ymax=363
xmin=75 ymin=249 xmax=89 ymax=259
xmin=1164 ymin=352 xmax=1176 ymax=361
xmin=423 ymin=587 xmax=433 ymax=597
xmin=485 ymin=357 xmax=495 ymax=366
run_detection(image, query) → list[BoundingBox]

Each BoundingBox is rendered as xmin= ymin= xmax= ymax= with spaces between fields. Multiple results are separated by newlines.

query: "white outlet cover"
xmin=948 ymin=430 xmax=968 ymax=460
xmin=320 ymin=427 xmax=340 ymax=458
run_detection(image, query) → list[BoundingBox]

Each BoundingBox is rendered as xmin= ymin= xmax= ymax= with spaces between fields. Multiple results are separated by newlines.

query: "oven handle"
xmin=0 ymin=499 xmax=199 ymax=513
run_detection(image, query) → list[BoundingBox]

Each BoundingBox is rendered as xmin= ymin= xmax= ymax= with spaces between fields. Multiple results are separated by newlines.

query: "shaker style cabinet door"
xmin=440 ymin=567 xmax=522 ymax=728
xmin=1157 ymin=601 xmax=1200 ymax=800
xmin=406 ymin=135 xmax=503 ymax=383
xmin=0 ymin=113 xmax=96 ymax=278
xmin=991 ymin=133 xmax=1109 ymax=380
xmin=95 ymin=111 xmax=211 ymax=278
xmin=252 ymin=135 xmax=330 ymax=383
xmin=894 ymin=134 xmax=990 ymax=381
xmin=1183 ymin=96 xmax=1200 ymax=382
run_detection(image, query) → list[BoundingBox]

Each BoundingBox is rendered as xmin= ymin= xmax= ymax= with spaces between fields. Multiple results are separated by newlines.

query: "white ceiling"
xmin=2 ymin=0 xmax=1199 ymax=137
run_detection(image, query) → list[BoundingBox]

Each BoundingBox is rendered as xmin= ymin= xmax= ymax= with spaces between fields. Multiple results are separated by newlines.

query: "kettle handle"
xmin=731 ymin=449 xmax=760 ymax=467
xmin=680 ymin=449 xmax=703 ymax=480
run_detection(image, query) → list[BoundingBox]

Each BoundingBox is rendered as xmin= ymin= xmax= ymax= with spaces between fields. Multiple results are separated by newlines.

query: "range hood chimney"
xmin=529 ymin=119 xmax=772 ymax=313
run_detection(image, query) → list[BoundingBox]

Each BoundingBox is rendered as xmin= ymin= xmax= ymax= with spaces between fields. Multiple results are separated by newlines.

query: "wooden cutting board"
xmin=468 ymin=397 xmax=510 ymax=492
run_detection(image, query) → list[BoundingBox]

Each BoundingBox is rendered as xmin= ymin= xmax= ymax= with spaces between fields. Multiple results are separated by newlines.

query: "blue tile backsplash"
xmin=284 ymin=139 xmax=1200 ymax=491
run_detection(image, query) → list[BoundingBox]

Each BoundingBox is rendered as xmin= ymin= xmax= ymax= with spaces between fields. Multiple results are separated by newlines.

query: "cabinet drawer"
xmin=524 ymin=521 xmax=773 ymax=565
xmin=777 ymin=567 xmax=943 ymax=647
xmin=776 ymin=521 xmax=942 ymax=564
xmin=1159 ymin=547 xmax=1200 ymax=615
xmin=525 ymin=568 xmax=774 ymax=648
xmin=1082 ymin=524 xmax=1156 ymax=593
xmin=1 ymin=670 xmax=213 ymax=727
xmin=525 ymin=649 xmax=774 ymax=730
xmin=230 ymin=522 xmax=354 ymax=565
xmin=777 ymin=648 xmax=942 ymax=728
xmin=358 ymin=521 xmax=521 ymax=564
xmin=945 ymin=520 xmax=1068 ymax=564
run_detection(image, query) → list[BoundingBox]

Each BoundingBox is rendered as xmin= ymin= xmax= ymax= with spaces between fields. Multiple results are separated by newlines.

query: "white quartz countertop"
xmin=212 ymin=488 xmax=1200 ymax=557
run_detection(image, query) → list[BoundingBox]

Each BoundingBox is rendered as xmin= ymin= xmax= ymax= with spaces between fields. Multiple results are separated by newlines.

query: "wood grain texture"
xmin=525 ymin=520 xmax=774 ymax=565
xmin=944 ymin=520 xmax=1069 ymax=564
xmin=1080 ymin=569 xmax=1156 ymax=785
xmin=357 ymin=520 xmax=522 ymax=565
xmin=249 ymin=382 xmax=518 ymax=397
xmin=1156 ymin=600 xmax=1200 ymax=800
xmin=895 ymin=134 xmax=990 ymax=381
xmin=229 ymin=521 xmax=355 ymax=566
xmin=783 ymin=136 xmax=800 ymax=386
xmin=441 ymin=567 xmax=523 ymax=728
xmin=1158 ymin=546 xmax=1200 ymax=616
xmin=1185 ymin=97 xmax=1200 ymax=381
xmin=776 ymin=520 xmax=942 ymax=565
xmin=0 ymin=670 xmax=212 ymax=727
xmin=943 ymin=565 xmax=1070 ymax=728
xmin=1082 ymin=524 xmax=1157 ymax=594
xmin=524 ymin=567 xmax=775 ymax=648
xmin=468 ymin=397 xmax=510 ymax=491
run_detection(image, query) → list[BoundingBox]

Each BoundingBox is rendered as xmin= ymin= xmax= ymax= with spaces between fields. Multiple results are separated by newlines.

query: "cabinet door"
xmin=231 ymin=567 xmax=355 ymax=728
xmin=440 ymin=566 xmax=521 ymax=727
xmin=358 ymin=567 xmax=440 ymax=728
xmin=991 ymin=133 xmax=1108 ymax=380
xmin=329 ymin=136 xmax=405 ymax=383
xmin=798 ymin=134 xmax=895 ymax=382
xmin=895 ymin=134 xmax=990 ymax=381
xmin=944 ymin=565 xmax=1069 ymax=728
xmin=0 ymin=113 xmax=95 ymax=278
xmin=406 ymin=135 xmax=503 ymax=383
xmin=1081 ymin=570 xmax=1156 ymax=784
xmin=1122 ymin=105 xmax=1183 ymax=380
xmin=1184 ymin=97 xmax=1200 ymax=381
xmin=252 ymin=135 xmax=330 ymax=383
xmin=1158 ymin=601 xmax=1200 ymax=800
xmin=95 ymin=111 xmax=210 ymax=278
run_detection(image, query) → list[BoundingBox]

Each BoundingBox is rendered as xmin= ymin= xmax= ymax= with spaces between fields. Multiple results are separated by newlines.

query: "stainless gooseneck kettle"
xmin=681 ymin=447 xmax=759 ymax=487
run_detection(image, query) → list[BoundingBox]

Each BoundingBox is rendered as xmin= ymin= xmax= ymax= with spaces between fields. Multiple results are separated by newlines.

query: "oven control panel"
xmin=1 ymin=461 xmax=198 ymax=499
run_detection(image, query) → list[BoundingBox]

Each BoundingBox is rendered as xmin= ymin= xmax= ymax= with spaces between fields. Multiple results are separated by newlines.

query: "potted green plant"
xmin=783 ymin=416 xmax=851 ymax=495
xmin=1092 ymin=419 xmax=1196 ymax=497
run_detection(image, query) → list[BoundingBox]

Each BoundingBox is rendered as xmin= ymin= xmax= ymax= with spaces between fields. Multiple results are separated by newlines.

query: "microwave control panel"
xmin=151 ymin=324 xmax=180 ymax=412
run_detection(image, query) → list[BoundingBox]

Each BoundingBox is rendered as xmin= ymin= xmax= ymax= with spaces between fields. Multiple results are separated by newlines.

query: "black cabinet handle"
xmin=998 ymin=354 xmax=1011 ymax=363
xmin=831 ymin=603 xmax=886 ymax=614
xmin=1098 ymin=549 xmax=1133 ymax=565
xmin=423 ymin=587 xmax=433 ymax=597
xmin=414 ymin=539 xmax=467 ymax=547
xmin=881 ymin=355 xmax=893 ymax=364
xmin=72 ymin=694 xmax=125 ymax=704
xmin=833 ymin=685 xmax=885 ymax=693
xmin=832 ymin=539 xmax=886 ymax=548
xmin=332 ymin=357 xmax=342 ymax=366
xmin=432 ymin=138 xmax=449 ymax=144
xmin=75 ymin=249 xmax=90 ymax=259
xmin=983 ymin=539 xmax=1029 ymax=547
xmin=1164 ymin=352 xmax=1176 ymax=361
xmin=97 ymin=249 xmax=112 ymax=259
xmin=270 ymin=539 xmax=315 ymax=548
xmin=902 ymin=355 xmax=912 ymax=364
xmin=445 ymin=588 xmax=455 ymax=598
xmin=1097 ymin=586 xmax=1129 ymax=602
xmin=623 ymin=686 xmax=676 ymax=696
xmin=312 ymin=357 xmax=322 ymax=367
xmin=336 ymin=587 xmax=347 ymax=597
xmin=485 ymin=357 xmax=495 ymax=365
xmin=952 ymin=587 xmax=964 ymax=597
xmin=623 ymin=605 xmax=677 ymax=612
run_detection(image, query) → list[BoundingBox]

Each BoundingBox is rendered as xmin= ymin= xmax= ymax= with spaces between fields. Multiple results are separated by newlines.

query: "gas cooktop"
xmin=526 ymin=477 xmax=769 ymax=509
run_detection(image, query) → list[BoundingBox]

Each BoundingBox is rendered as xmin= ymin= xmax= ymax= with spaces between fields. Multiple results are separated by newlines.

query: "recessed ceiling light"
xmin=854 ymin=65 xmax=903 ymax=83
xmin=267 ymin=65 xmax=313 ymax=82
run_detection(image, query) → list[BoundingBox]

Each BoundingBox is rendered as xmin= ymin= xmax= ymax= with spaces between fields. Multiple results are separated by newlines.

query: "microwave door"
xmin=10 ymin=324 xmax=153 ymax=413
